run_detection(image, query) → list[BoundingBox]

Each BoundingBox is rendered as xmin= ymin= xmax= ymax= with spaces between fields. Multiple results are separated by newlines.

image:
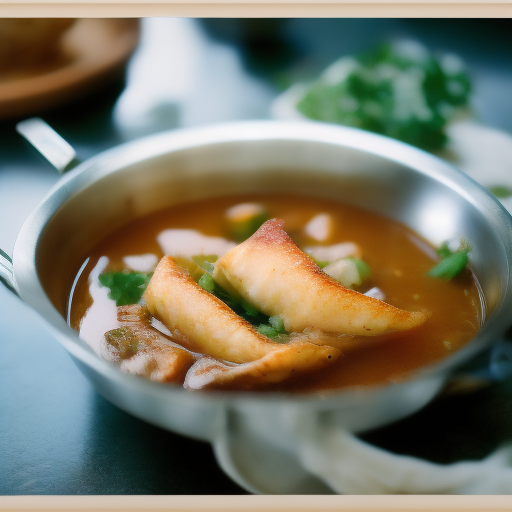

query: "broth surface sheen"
xmin=69 ymin=193 xmax=483 ymax=392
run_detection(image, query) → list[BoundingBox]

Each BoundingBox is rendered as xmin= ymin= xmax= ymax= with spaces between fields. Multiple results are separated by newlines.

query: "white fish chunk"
xmin=304 ymin=241 xmax=361 ymax=262
xmin=157 ymin=229 xmax=235 ymax=258
xmin=304 ymin=213 xmax=334 ymax=242
xmin=123 ymin=253 xmax=158 ymax=272
xmin=364 ymin=287 xmax=386 ymax=301
xmin=323 ymin=258 xmax=361 ymax=288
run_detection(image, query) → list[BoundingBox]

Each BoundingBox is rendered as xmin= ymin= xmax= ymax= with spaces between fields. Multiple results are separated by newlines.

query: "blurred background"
xmin=1 ymin=18 xmax=512 ymax=495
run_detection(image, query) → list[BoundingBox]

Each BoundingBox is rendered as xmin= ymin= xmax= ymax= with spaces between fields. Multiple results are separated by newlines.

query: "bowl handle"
xmin=16 ymin=118 xmax=80 ymax=174
xmin=211 ymin=405 xmax=333 ymax=494
xmin=0 ymin=249 xmax=18 ymax=296
xmin=2 ymin=118 xmax=79 ymax=296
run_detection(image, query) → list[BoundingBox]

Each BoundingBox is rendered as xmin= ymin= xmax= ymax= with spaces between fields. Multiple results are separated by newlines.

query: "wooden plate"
xmin=0 ymin=19 xmax=140 ymax=119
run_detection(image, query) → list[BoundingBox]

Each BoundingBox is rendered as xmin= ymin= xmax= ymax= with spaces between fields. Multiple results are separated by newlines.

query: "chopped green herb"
xmin=309 ymin=255 xmax=329 ymax=269
xmin=256 ymin=316 xmax=287 ymax=339
xmin=256 ymin=324 xmax=281 ymax=338
xmin=198 ymin=273 xmax=216 ymax=293
xmin=240 ymin=298 xmax=259 ymax=317
xmin=296 ymin=41 xmax=471 ymax=151
xmin=436 ymin=241 xmax=453 ymax=259
xmin=427 ymin=240 xmax=471 ymax=280
xmin=427 ymin=251 xmax=469 ymax=280
xmin=489 ymin=186 xmax=512 ymax=199
xmin=348 ymin=257 xmax=372 ymax=282
xmin=256 ymin=324 xmax=288 ymax=341
xmin=99 ymin=271 xmax=152 ymax=306
xmin=191 ymin=254 xmax=218 ymax=273
xmin=269 ymin=315 xmax=286 ymax=334
xmin=225 ymin=203 xmax=270 ymax=242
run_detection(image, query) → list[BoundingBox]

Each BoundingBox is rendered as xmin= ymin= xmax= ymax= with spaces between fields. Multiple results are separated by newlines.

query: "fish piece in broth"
xmin=143 ymin=257 xmax=341 ymax=384
xmin=103 ymin=305 xmax=196 ymax=383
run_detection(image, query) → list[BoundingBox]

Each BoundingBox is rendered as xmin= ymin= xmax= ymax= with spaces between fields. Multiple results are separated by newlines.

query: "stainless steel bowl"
xmin=2 ymin=120 xmax=512 ymax=492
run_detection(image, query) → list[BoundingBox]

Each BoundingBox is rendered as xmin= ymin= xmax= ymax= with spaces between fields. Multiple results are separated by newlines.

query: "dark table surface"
xmin=1 ymin=18 xmax=512 ymax=495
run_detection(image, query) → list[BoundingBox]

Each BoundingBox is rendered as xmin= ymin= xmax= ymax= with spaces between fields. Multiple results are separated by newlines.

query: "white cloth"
xmin=296 ymin=412 xmax=512 ymax=494
xmin=213 ymin=403 xmax=512 ymax=494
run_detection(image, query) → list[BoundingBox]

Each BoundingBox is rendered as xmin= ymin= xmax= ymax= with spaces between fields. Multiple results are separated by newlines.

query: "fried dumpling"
xmin=213 ymin=219 xmax=427 ymax=336
xmin=143 ymin=256 xmax=278 ymax=363
xmin=185 ymin=341 xmax=340 ymax=390
xmin=144 ymin=257 xmax=344 ymax=384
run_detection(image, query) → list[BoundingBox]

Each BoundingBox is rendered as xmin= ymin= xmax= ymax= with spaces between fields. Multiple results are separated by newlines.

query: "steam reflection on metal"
xmin=417 ymin=195 xmax=462 ymax=246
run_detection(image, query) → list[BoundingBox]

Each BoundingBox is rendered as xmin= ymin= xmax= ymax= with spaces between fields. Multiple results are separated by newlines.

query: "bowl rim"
xmin=12 ymin=119 xmax=512 ymax=406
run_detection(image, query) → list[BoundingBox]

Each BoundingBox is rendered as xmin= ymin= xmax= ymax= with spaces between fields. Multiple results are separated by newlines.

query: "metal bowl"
xmin=2 ymin=120 xmax=512 ymax=492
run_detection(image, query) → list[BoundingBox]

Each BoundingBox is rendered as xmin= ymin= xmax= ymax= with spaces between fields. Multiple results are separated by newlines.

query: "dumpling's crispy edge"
xmin=215 ymin=218 xmax=428 ymax=334
xmin=184 ymin=340 xmax=341 ymax=390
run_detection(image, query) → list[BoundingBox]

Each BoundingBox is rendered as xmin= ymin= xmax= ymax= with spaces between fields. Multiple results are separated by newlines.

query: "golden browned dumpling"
xmin=143 ymin=256 xmax=278 ymax=363
xmin=213 ymin=219 xmax=427 ymax=336
xmin=143 ymin=257 xmax=341 ymax=385
xmin=185 ymin=341 xmax=340 ymax=390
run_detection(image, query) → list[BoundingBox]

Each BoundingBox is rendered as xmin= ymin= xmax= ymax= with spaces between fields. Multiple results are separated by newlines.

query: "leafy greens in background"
xmin=296 ymin=40 xmax=471 ymax=151
xmin=488 ymin=185 xmax=512 ymax=199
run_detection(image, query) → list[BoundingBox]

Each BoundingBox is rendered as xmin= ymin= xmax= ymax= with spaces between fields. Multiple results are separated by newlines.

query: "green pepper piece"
xmin=427 ymin=250 xmax=469 ymax=280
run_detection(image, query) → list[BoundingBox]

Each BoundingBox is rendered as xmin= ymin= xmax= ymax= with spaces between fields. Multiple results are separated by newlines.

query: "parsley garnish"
xmin=296 ymin=41 xmax=471 ymax=151
xmin=427 ymin=240 xmax=471 ymax=280
xmin=98 ymin=271 xmax=152 ymax=306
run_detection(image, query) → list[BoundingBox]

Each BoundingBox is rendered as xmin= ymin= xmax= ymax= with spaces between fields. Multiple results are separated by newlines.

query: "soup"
xmin=68 ymin=193 xmax=482 ymax=393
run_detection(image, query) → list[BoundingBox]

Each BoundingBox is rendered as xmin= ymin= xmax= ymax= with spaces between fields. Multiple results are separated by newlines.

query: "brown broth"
xmin=68 ymin=193 xmax=483 ymax=392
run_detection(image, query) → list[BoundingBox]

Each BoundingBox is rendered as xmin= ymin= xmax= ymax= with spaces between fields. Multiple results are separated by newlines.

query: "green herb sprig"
xmin=195 ymin=259 xmax=287 ymax=340
xmin=296 ymin=41 xmax=471 ymax=152
xmin=98 ymin=271 xmax=152 ymax=306
xmin=427 ymin=240 xmax=471 ymax=280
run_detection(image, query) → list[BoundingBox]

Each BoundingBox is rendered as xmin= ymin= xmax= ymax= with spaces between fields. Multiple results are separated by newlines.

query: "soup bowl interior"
xmin=12 ymin=121 xmax=512 ymax=440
